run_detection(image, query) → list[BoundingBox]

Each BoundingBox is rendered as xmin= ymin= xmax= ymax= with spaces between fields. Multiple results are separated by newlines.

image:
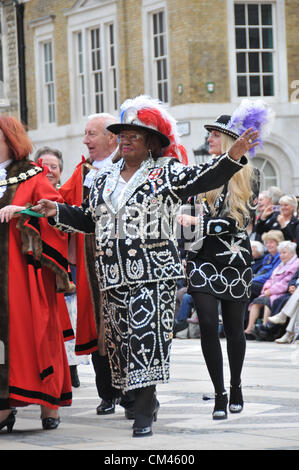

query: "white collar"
xmin=0 ymin=159 xmax=12 ymax=171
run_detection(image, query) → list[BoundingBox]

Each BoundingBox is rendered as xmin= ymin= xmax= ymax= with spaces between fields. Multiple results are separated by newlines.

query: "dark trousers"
xmin=91 ymin=351 xmax=134 ymax=408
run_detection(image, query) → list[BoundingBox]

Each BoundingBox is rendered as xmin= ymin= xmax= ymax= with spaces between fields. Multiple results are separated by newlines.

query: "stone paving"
xmin=1 ymin=338 xmax=299 ymax=452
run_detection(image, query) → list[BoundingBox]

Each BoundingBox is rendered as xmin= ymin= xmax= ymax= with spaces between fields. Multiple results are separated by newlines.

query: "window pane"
xmin=262 ymin=52 xmax=273 ymax=72
xmin=163 ymin=82 xmax=168 ymax=103
xmin=248 ymin=4 xmax=259 ymax=25
xmin=159 ymin=12 xmax=164 ymax=32
xmin=237 ymin=76 xmax=247 ymax=96
xmin=263 ymin=75 xmax=274 ymax=96
xmin=261 ymin=4 xmax=272 ymax=25
xmin=160 ymin=35 xmax=165 ymax=56
xmin=250 ymin=75 xmax=260 ymax=96
xmin=158 ymin=82 xmax=162 ymax=101
xmin=249 ymin=52 xmax=259 ymax=72
xmin=249 ymin=28 xmax=259 ymax=48
xmin=154 ymin=37 xmax=159 ymax=57
xmin=236 ymin=52 xmax=246 ymax=72
xmin=153 ymin=14 xmax=158 ymax=34
xmin=109 ymin=24 xmax=114 ymax=43
xmin=262 ymin=28 xmax=273 ymax=48
xmin=157 ymin=60 xmax=161 ymax=80
xmin=234 ymin=4 xmax=245 ymax=25
xmin=264 ymin=161 xmax=276 ymax=177
xmin=162 ymin=58 xmax=167 ymax=79
xmin=236 ymin=28 xmax=246 ymax=49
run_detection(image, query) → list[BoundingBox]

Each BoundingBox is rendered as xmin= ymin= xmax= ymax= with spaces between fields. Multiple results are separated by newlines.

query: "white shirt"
xmin=110 ymin=169 xmax=141 ymax=211
xmin=0 ymin=159 xmax=12 ymax=199
xmin=83 ymin=148 xmax=118 ymax=188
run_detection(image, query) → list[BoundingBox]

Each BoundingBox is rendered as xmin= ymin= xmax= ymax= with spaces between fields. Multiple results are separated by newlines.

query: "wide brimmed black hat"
xmin=107 ymin=106 xmax=170 ymax=147
xmin=204 ymin=115 xmax=239 ymax=140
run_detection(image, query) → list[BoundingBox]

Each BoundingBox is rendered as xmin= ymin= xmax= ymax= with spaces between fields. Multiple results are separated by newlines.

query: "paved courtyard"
xmin=1 ymin=338 xmax=299 ymax=452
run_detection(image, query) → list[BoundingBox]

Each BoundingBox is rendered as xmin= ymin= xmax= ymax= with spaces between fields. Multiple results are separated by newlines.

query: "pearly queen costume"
xmin=186 ymin=175 xmax=259 ymax=301
xmin=49 ymin=96 xmax=248 ymax=392
xmin=185 ymin=101 xmax=275 ymax=302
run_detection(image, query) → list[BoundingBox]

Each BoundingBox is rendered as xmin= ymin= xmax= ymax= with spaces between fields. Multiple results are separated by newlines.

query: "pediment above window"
xmin=64 ymin=0 xmax=115 ymax=16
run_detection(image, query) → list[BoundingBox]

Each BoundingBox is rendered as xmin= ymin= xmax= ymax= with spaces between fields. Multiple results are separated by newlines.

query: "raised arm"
xmin=34 ymin=199 xmax=95 ymax=234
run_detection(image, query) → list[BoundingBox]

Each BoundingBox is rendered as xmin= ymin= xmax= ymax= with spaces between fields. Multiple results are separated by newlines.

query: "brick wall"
xmin=24 ymin=0 xmax=74 ymax=129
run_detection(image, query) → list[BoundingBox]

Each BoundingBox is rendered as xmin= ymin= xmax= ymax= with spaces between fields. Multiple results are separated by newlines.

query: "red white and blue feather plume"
xmin=120 ymin=95 xmax=188 ymax=164
xmin=227 ymin=99 xmax=275 ymax=156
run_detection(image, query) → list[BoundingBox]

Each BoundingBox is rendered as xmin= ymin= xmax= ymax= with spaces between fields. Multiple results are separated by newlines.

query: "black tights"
xmin=191 ymin=292 xmax=246 ymax=395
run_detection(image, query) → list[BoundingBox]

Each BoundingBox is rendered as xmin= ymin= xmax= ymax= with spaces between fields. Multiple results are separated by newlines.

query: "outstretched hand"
xmin=228 ymin=128 xmax=259 ymax=160
xmin=0 ymin=205 xmax=26 ymax=223
xmin=32 ymin=199 xmax=58 ymax=218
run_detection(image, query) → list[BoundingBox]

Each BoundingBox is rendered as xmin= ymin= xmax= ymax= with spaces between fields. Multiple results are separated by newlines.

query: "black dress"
xmin=186 ymin=172 xmax=260 ymax=302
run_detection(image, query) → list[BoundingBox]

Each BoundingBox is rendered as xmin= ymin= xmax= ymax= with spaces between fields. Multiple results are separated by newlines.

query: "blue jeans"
xmin=176 ymin=293 xmax=194 ymax=322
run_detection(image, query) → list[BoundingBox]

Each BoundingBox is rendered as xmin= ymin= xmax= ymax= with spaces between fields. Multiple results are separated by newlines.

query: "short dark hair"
xmin=34 ymin=146 xmax=64 ymax=172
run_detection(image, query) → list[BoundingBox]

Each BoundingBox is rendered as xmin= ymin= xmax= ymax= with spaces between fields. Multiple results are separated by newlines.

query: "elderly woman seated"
xmin=245 ymin=240 xmax=299 ymax=338
xmin=251 ymin=240 xmax=265 ymax=274
xmin=249 ymin=230 xmax=283 ymax=303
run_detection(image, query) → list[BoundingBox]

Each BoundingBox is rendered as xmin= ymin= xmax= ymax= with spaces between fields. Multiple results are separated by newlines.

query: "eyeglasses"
xmin=117 ymin=133 xmax=144 ymax=143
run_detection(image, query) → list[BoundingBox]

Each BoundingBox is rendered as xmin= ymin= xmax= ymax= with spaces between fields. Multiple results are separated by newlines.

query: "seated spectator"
xmin=267 ymin=266 xmax=299 ymax=343
xmin=251 ymin=188 xmax=283 ymax=241
xmin=251 ymin=240 xmax=265 ymax=274
xmin=254 ymin=194 xmax=298 ymax=243
xmin=173 ymin=293 xmax=194 ymax=337
xmin=252 ymin=267 xmax=299 ymax=342
xmin=250 ymin=230 xmax=283 ymax=301
xmin=245 ymin=241 xmax=299 ymax=337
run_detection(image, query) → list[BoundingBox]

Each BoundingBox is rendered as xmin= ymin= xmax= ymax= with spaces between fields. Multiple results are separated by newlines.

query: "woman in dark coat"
xmin=179 ymin=100 xmax=273 ymax=420
xmin=29 ymin=96 xmax=257 ymax=437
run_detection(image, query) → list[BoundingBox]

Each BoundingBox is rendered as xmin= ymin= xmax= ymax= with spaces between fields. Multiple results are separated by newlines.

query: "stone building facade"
xmin=3 ymin=0 xmax=299 ymax=194
xmin=0 ymin=0 xmax=23 ymax=119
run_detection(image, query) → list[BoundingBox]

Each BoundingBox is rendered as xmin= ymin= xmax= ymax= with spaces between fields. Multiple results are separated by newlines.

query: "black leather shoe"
xmin=96 ymin=399 xmax=115 ymax=415
xmin=229 ymin=385 xmax=244 ymax=414
xmin=42 ymin=417 xmax=60 ymax=430
xmin=132 ymin=426 xmax=152 ymax=437
xmin=212 ymin=391 xmax=228 ymax=420
xmin=0 ymin=411 xmax=16 ymax=433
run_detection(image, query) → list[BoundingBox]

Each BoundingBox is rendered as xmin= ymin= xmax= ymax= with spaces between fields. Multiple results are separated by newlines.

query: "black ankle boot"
xmin=132 ymin=386 xmax=158 ymax=437
xmin=229 ymin=384 xmax=244 ymax=413
xmin=212 ymin=391 xmax=228 ymax=420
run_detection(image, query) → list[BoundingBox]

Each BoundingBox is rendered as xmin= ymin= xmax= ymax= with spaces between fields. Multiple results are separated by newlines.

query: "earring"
xmin=148 ymin=149 xmax=152 ymax=159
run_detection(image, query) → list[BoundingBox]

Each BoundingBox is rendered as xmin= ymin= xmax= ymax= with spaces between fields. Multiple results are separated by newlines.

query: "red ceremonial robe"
xmin=59 ymin=157 xmax=103 ymax=355
xmin=0 ymin=160 xmax=73 ymax=410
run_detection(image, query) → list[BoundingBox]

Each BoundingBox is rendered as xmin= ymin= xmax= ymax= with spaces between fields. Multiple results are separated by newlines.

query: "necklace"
xmin=0 ymin=165 xmax=42 ymax=187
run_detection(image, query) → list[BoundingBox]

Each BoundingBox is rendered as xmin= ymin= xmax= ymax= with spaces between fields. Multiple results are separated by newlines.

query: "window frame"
xmin=67 ymin=4 xmax=119 ymax=121
xmin=31 ymin=17 xmax=57 ymax=127
xmin=143 ymin=0 xmax=170 ymax=104
xmin=227 ymin=0 xmax=288 ymax=103
xmin=42 ymin=40 xmax=56 ymax=124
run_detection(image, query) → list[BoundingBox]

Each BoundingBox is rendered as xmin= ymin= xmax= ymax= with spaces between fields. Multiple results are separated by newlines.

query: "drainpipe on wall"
xmin=14 ymin=0 xmax=27 ymax=125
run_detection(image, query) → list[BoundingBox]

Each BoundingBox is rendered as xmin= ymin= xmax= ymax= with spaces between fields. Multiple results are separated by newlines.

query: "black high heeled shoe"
xmin=132 ymin=399 xmax=159 ymax=437
xmin=0 ymin=411 xmax=16 ymax=433
xmin=132 ymin=386 xmax=159 ymax=438
xmin=229 ymin=384 xmax=244 ymax=413
xmin=212 ymin=391 xmax=228 ymax=420
xmin=41 ymin=416 xmax=61 ymax=430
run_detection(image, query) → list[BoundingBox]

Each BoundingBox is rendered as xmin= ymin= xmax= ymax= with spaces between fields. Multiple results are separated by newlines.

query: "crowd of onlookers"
xmin=174 ymin=186 xmax=299 ymax=344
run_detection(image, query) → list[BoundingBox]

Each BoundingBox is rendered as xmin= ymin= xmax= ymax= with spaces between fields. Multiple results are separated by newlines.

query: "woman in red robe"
xmin=0 ymin=116 xmax=72 ymax=433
